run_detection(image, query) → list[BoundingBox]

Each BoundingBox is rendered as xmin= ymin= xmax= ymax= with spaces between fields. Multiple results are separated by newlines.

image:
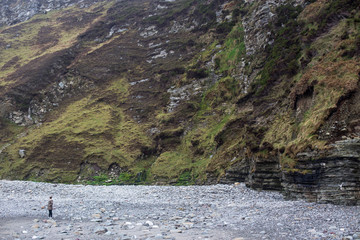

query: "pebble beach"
xmin=0 ymin=180 xmax=359 ymax=240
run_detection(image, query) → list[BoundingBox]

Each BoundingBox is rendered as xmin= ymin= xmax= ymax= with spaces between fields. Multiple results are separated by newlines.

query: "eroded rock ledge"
xmin=220 ymin=138 xmax=360 ymax=205
xmin=283 ymin=138 xmax=360 ymax=205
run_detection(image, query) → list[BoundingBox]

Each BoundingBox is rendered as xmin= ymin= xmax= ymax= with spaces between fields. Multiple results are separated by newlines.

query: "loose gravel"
xmin=0 ymin=180 xmax=359 ymax=240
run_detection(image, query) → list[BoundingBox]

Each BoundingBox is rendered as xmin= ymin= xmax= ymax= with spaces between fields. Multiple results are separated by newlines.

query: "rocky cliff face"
xmin=0 ymin=0 xmax=359 ymax=205
xmin=283 ymin=138 xmax=360 ymax=205
xmin=0 ymin=0 xmax=102 ymax=26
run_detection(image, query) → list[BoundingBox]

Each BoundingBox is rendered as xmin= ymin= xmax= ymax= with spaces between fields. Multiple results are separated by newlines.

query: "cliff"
xmin=0 ymin=0 xmax=359 ymax=205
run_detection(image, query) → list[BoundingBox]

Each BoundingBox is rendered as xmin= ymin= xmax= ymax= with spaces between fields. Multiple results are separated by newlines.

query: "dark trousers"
xmin=49 ymin=210 xmax=52 ymax=218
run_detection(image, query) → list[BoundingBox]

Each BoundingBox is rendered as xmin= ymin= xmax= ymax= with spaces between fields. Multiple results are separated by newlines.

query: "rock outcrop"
xmin=283 ymin=138 xmax=360 ymax=205
xmin=0 ymin=0 xmax=103 ymax=26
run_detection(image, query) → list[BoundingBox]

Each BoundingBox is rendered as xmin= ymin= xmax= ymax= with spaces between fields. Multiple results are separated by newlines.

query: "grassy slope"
xmin=0 ymin=0 xmax=359 ymax=184
xmin=264 ymin=1 xmax=360 ymax=161
xmin=0 ymin=2 xmax=113 ymax=84
xmin=148 ymin=5 xmax=247 ymax=183
xmin=154 ymin=0 xmax=360 ymax=182
xmin=207 ymin=0 xmax=360 ymax=177
xmin=3 ymin=78 xmax=153 ymax=182
xmin=0 ymin=1 xmax=141 ymax=181
xmin=0 ymin=0 xmax=215 ymax=183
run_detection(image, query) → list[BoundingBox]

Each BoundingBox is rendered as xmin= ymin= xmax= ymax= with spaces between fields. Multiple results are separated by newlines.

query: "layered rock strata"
xmin=283 ymin=139 xmax=360 ymax=205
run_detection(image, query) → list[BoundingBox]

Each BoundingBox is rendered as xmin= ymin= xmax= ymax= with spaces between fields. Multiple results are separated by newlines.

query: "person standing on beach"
xmin=48 ymin=196 xmax=53 ymax=218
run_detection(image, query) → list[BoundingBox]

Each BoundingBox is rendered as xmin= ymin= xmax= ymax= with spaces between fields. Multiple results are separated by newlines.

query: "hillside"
xmin=0 ymin=0 xmax=359 ymax=205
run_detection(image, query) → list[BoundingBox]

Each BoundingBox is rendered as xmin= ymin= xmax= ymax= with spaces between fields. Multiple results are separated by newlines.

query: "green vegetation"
xmin=86 ymin=172 xmax=142 ymax=185
xmin=253 ymin=4 xmax=303 ymax=95
xmin=86 ymin=174 xmax=110 ymax=185
xmin=146 ymin=2 xmax=249 ymax=182
xmin=0 ymin=76 xmax=153 ymax=181
xmin=151 ymin=152 xmax=192 ymax=182
xmin=215 ymin=25 xmax=245 ymax=74
xmin=0 ymin=0 xmax=359 ymax=186
xmin=300 ymin=0 xmax=360 ymax=40
xmin=0 ymin=2 xmax=112 ymax=82
xmin=261 ymin=0 xmax=360 ymax=161
xmin=0 ymin=119 xmax=24 ymax=146
xmin=176 ymin=171 xmax=194 ymax=185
